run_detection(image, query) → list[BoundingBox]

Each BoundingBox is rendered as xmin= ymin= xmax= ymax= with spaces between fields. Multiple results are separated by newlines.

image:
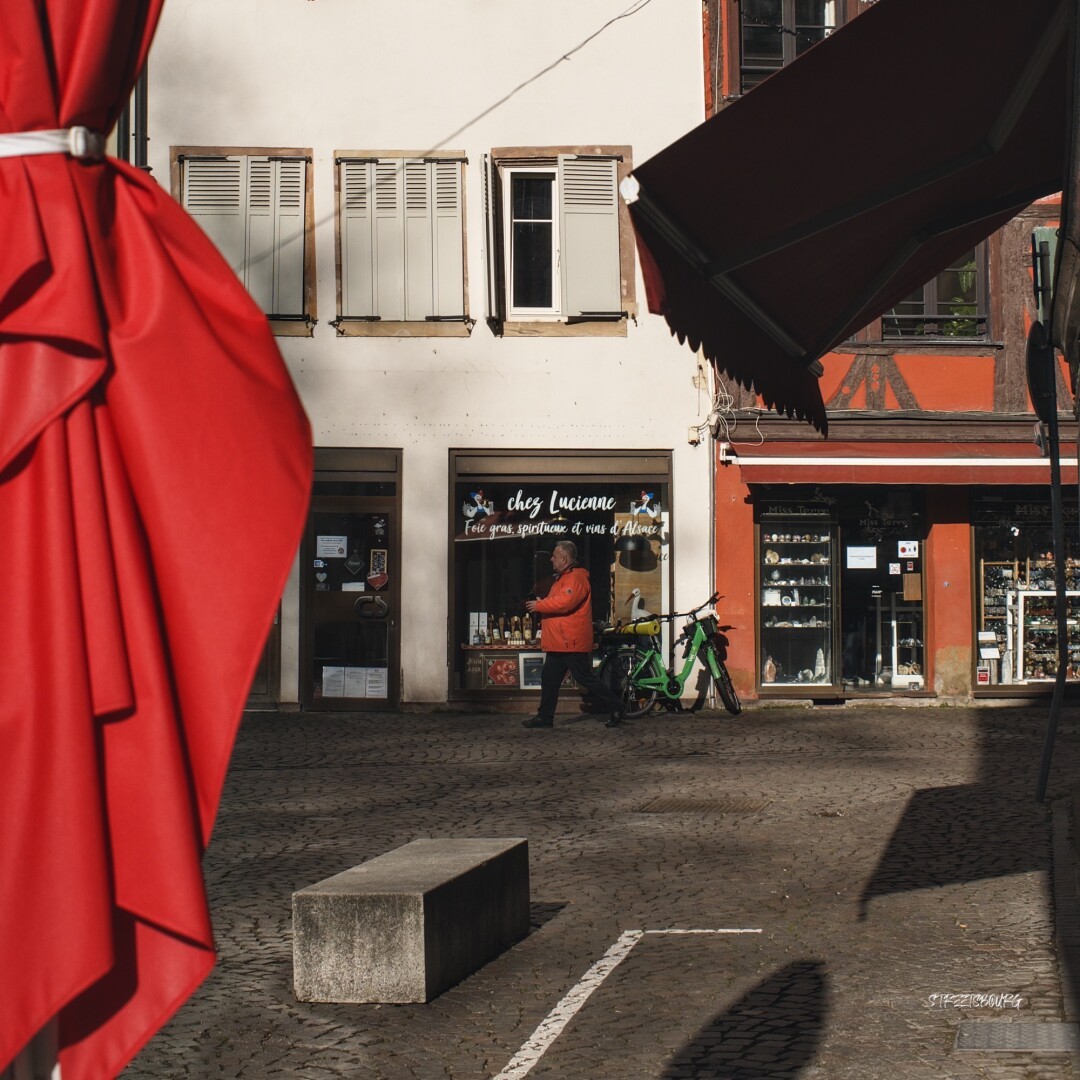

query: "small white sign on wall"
xmin=847 ymin=546 xmax=877 ymax=569
xmin=316 ymin=535 xmax=348 ymax=558
xmin=898 ymin=540 xmax=919 ymax=558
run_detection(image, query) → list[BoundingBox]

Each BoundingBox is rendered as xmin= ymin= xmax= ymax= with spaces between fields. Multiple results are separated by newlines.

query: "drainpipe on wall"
xmin=132 ymin=67 xmax=149 ymax=172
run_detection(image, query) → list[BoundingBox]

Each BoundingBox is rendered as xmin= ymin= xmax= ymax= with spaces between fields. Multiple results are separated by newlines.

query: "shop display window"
xmin=974 ymin=493 xmax=1080 ymax=685
xmin=451 ymin=478 xmax=670 ymax=694
xmin=756 ymin=488 xmax=925 ymax=694
xmin=760 ymin=525 xmax=835 ymax=687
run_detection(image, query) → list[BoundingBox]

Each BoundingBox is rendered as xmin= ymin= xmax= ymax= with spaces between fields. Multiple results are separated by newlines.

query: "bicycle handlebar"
xmin=625 ymin=593 xmax=722 ymax=625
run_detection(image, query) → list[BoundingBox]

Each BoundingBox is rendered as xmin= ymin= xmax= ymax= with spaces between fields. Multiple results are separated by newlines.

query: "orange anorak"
xmin=533 ymin=565 xmax=595 ymax=652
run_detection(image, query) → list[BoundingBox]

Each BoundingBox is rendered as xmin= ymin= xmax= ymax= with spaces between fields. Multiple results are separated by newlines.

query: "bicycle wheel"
xmin=599 ymin=649 xmax=659 ymax=718
xmin=705 ymin=643 xmax=741 ymax=715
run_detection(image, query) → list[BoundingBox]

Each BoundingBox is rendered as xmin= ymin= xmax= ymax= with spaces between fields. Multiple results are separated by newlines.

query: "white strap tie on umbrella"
xmin=0 ymin=126 xmax=105 ymax=160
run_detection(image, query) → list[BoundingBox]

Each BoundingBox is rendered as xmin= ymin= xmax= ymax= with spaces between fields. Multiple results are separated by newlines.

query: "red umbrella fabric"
xmin=625 ymin=0 xmax=1073 ymax=432
xmin=0 ymin=2 xmax=312 ymax=1076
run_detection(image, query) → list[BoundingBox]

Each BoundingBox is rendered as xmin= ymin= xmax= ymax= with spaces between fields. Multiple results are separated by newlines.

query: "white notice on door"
xmin=321 ymin=666 xmax=345 ymax=697
xmin=316 ymin=535 xmax=348 ymax=558
xmin=366 ymin=667 xmax=388 ymax=698
xmin=343 ymin=667 xmax=368 ymax=697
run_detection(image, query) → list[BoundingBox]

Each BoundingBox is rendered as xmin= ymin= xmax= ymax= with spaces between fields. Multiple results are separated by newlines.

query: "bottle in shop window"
xmin=523 ymin=613 xmax=533 ymax=641
xmin=511 ymin=615 xmax=523 ymax=645
xmin=491 ymin=616 xmax=502 ymax=644
xmin=499 ymin=614 xmax=509 ymax=644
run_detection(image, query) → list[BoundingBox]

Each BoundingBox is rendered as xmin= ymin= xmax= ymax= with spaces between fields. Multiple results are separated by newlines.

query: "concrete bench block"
xmin=292 ymin=837 xmax=529 ymax=1003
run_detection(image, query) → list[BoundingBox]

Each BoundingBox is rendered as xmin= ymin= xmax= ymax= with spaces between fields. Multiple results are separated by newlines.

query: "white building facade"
xmin=147 ymin=0 xmax=714 ymax=710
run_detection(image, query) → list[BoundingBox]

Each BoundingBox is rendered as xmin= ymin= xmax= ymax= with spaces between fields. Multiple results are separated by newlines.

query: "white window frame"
xmin=502 ymin=165 xmax=561 ymax=318
xmin=486 ymin=147 xmax=633 ymax=336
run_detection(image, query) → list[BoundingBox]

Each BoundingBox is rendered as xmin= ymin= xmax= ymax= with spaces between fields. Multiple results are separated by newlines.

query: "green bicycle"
xmin=598 ymin=593 xmax=741 ymax=717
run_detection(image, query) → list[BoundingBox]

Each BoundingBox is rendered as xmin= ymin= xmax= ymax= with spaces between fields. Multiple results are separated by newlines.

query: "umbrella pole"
xmin=1035 ymin=397 xmax=1067 ymax=804
xmin=7 ymin=1019 xmax=59 ymax=1079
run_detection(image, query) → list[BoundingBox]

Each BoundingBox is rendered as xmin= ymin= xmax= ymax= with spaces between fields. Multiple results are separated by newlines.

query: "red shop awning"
xmin=733 ymin=442 xmax=1079 ymax=486
xmin=625 ymin=0 xmax=1073 ymax=433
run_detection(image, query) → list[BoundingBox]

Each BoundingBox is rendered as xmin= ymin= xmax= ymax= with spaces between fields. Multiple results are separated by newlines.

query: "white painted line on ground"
xmin=645 ymin=928 xmax=763 ymax=935
xmin=494 ymin=930 xmax=642 ymax=1079
xmin=493 ymin=928 xmax=763 ymax=1079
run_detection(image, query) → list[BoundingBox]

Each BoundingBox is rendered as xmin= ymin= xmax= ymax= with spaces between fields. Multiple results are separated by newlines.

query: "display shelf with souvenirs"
xmin=759 ymin=527 xmax=835 ymax=688
xmin=1014 ymin=589 xmax=1080 ymax=682
xmin=976 ymin=552 xmax=1080 ymax=684
xmin=978 ymin=559 xmax=1013 ymax=661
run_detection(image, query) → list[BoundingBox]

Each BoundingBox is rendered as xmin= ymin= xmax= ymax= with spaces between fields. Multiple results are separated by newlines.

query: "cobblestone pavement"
xmin=123 ymin=703 xmax=1080 ymax=1080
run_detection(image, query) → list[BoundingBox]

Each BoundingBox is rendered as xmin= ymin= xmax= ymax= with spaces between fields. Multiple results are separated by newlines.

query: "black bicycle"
xmin=598 ymin=593 xmax=741 ymax=717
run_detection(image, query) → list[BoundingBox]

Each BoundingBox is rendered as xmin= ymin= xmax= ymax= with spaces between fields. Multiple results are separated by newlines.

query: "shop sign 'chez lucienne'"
xmin=458 ymin=487 xmax=666 ymax=542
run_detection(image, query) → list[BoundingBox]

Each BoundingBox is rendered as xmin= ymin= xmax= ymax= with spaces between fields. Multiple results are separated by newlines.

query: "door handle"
xmin=354 ymin=595 xmax=389 ymax=619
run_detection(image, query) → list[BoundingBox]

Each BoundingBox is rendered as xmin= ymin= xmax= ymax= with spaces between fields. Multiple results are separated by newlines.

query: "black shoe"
xmin=522 ymin=715 xmax=553 ymax=729
xmin=605 ymin=709 xmax=623 ymax=728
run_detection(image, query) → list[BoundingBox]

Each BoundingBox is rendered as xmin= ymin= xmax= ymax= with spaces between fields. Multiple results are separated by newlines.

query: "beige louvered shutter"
xmin=483 ymin=154 xmax=505 ymax=330
xmin=340 ymin=160 xmax=375 ymax=317
xmin=558 ymin=155 xmax=621 ymax=317
xmin=403 ymin=159 xmax=434 ymax=320
xmin=373 ymin=159 xmax=405 ymax=320
xmin=431 ymin=160 xmax=464 ymax=318
xmin=244 ymin=157 xmax=276 ymax=312
xmin=181 ymin=156 xmax=247 ymax=280
xmin=271 ymin=157 xmax=306 ymax=316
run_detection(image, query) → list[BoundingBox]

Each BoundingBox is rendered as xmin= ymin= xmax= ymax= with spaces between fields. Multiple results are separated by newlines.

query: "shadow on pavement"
xmin=857 ymin=781 xmax=1049 ymax=919
xmin=858 ymin=715 xmax=1063 ymax=920
xmin=529 ymin=901 xmax=567 ymax=932
xmin=660 ymin=960 xmax=827 ymax=1079
xmin=857 ymin=711 xmax=1080 ymax=1022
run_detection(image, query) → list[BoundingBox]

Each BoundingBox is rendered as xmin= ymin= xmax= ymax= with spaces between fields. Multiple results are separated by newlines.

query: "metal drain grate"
xmin=955 ymin=1022 xmax=1080 ymax=1052
xmin=636 ymin=796 xmax=772 ymax=814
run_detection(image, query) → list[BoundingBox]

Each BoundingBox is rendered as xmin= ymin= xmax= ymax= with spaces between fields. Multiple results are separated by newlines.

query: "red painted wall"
xmin=714 ymin=460 xmax=757 ymax=696
xmin=924 ymin=488 xmax=973 ymax=696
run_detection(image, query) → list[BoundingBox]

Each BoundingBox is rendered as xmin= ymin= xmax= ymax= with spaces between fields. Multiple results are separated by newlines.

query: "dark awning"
xmin=625 ymin=0 xmax=1074 ymax=433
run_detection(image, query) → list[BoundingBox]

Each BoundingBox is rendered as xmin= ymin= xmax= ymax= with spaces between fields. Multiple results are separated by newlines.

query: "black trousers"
xmin=537 ymin=651 xmax=619 ymax=721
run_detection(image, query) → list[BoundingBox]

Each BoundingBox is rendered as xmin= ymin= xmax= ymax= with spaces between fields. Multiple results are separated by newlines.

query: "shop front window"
xmin=837 ymin=493 xmax=925 ymax=692
xmin=756 ymin=488 xmax=925 ymax=694
xmin=759 ymin=514 xmax=836 ymax=688
xmin=974 ymin=493 xmax=1080 ymax=686
xmin=452 ymin=478 xmax=671 ymax=695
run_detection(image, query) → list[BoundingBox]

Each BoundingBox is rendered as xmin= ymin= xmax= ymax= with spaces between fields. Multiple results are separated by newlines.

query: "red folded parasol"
xmin=0 ymin=2 xmax=312 ymax=1076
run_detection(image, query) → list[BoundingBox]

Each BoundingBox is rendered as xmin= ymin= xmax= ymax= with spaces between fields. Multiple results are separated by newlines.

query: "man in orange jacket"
xmin=523 ymin=540 xmax=622 ymax=728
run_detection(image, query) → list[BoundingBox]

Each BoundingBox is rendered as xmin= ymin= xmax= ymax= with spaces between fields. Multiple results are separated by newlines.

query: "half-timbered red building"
xmin=704 ymin=1 xmax=1078 ymax=701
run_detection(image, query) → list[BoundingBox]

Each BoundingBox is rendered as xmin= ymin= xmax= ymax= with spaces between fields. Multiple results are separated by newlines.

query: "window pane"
xmin=512 ymin=222 xmax=553 ymax=308
xmin=745 ymin=0 xmax=782 ymax=21
xmin=936 ymin=252 xmax=980 ymax=336
xmin=882 ymin=288 xmax=925 ymax=338
xmin=795 ymin=0 xmax=836 ymax=55
xmin=743 ymin=25 xmax=784 ymax=62
xmin=512 ymin=176 xmax=553 ymax=221
xmin=794 ymin=25 xmax=827 ymax=55
xmin=795 ymin=0 xmax=833 ymax=24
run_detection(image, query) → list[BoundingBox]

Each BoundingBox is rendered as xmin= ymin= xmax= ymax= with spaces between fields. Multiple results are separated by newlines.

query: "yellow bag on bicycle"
xmin=612 ymin=620 xmax=661 ymax=637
